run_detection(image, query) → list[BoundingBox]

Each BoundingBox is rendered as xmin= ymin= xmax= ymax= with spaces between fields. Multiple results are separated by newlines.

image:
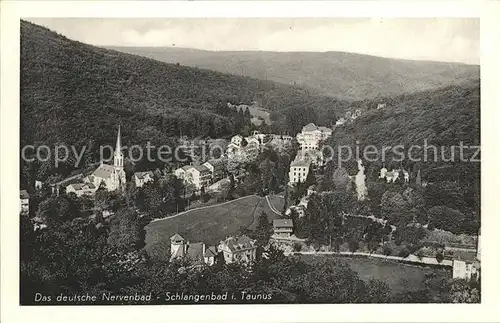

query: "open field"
xmin=235 ymin=105 xmax=271 ymax=125
xmin=299 ymin=254 xmax=450 ymax=295
xmin=145 ymin=195 xmax=284 ymax=253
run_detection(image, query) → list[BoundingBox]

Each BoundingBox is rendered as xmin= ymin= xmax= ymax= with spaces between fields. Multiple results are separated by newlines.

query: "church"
xmin=83 ymin=126 xmax=126 ymax=192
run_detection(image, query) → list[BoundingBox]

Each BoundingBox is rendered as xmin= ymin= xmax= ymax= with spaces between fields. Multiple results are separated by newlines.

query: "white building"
xmin=185 ymin=165 xmax=212 ymax=190
xmin=35 ymin=180 xmax=43 ymax=190
xmin=20 ymin=190 xmax=29 ymax=214
xmin=453 ymin=259 xmax=480 ymax=281
xmin=335 ymin=118 xmax=346 ymax=126
xmin=273 ymin=219 xmax=294 ymax=239
xmin=66 ymin=182 xmax=98 ymax=197
xmin=288 ymin=155 xmax=311 ymax=184
xmin=230 ymin=135 xmax=243 ymax=147
xmin=203 ymin=158 xmax=227 ymax=181
xmin=296 ymin=123 xmax=332 ymax=151
xmin=174 ymin=165 xmax=194 ymax=180
xmin=133 ymin=171 xmax=154 ymax=188
xmin=218 ymin=235 xmax=257 ymax=264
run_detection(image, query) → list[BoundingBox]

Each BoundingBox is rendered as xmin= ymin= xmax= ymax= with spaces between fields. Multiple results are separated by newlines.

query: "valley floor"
xmin=298 ymin=254 xmax=450 ymax=295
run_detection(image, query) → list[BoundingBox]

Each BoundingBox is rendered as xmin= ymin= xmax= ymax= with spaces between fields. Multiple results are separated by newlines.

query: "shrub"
xmin=407 ymin=243 xmax=422 ymax=254
xmin=382 ymin=245 xmax=392 ymax=256
xmin=348 ymin=240 xmax=359 ymax=253
xmin=416 ymin=249 xmax=425 ymax=260
xmin=435 ymin=251 xmax=444 ymax=263
xmin=201 ymin=193 xmax=211 ymax=203
xmin=293 ymin=243 xmax=302 ymax=252
xmin=398 ymin=247 xmax=410 ymax=258
xmin=394 ymin=239 xmax=402 ymax=246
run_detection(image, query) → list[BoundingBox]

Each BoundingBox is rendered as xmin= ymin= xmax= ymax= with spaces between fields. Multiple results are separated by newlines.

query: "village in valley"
xmin=19 ymin=19 xmax=481 ymax=305
xmin=21 ymin=105 xmax=481 ymax=283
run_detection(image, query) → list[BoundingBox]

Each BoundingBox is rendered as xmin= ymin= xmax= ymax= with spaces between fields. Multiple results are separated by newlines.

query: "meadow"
xmin=145 ymin=195 xmax=284 ymax=253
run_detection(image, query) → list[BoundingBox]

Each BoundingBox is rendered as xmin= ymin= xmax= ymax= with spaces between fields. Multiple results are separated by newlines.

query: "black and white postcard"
xmin=2 ymin=1 xmax=500 ymax=323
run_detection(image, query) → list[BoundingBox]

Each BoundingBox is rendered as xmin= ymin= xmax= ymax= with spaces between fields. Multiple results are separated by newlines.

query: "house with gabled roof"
xmin=218 ymin=235 xmax=257 ymax=264
xmin=66 ymin=182 xmax=98 ymax=197
xmin=133 ymin=171 xmax=155 ymax=188
xmin=170 ymin=234 xmax=218 ymax=266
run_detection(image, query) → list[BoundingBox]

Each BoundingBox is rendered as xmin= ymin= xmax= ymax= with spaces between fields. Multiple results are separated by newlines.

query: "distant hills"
xmin=21 ymin=21 xmax=352 ymax=148
xmin=107 ymin=46 xmax=479 ymax=100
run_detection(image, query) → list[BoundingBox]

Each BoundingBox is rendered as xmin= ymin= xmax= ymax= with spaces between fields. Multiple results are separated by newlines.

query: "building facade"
xmin=296 ymin=123 xmax=332 ymax=151
xmin=66 ymin=182 xmax=97 ymax=197
xmin=218 ymin=235 xmax=257 ymax=264
xmin=133 ymin=171 xmax=154 ymax=188
xmin=288 ymin=155 xmax=311 ymax=184
xmin=20 ymin=190 xmax=29 ymax=215
xmin=273 ymin=219 xmax=294 ymax=239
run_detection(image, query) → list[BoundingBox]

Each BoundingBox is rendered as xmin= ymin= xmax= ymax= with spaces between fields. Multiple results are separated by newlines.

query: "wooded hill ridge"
xmin=20 ymin=20 xmax=349 ymax=148
xmin=108 ymin=46 xmax=479 ymax=100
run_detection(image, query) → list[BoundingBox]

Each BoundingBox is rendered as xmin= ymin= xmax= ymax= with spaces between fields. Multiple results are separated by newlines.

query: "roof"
xmin=170 ymin=233 xmax=185 ymax=241
xmin=193 ymin=165 xmax=210 ymax=173
xmin=178 ymin=165 xmax=194 ymax=172
xmin=318 ymin=126 xmax=332 ymax=133
xmin=290 ymin=156 xmax=310 ymax=167
xmin=273 ymin=219 xmax=294 ymax=228
xmin=20 ymin=190 xmax=29 ymax=199
xmin=220 ymin=235 xmax=256 ymax=253
xmin=93 ymin=164 xmax=116 ymax=179
xmin=204 ymin=246 xmax=218 ymax=258
xmin=203 ymin=158 xmax=226 ymax=169
xmin=302 ymin=123 xmax=318 ymax=132
xmin=68 ymin=183 xmax=96 ymax=190
xmin=134 ymin=171 xmax=154 ymax=179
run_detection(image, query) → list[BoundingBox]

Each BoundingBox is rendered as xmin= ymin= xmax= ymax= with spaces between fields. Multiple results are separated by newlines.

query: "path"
xmin=150 ymin=195 xmax=258 ymax=223
xmin=265 ymin=195 xmax=282 ymax=216
xmin=288 ymin=251 xmax=453 ymax=267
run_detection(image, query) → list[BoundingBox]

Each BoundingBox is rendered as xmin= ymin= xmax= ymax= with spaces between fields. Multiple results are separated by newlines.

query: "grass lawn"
xmin=145 ymin=195 xmax=284 ymax=253
xmin=299 ymin=254 xmax=450 ymax=295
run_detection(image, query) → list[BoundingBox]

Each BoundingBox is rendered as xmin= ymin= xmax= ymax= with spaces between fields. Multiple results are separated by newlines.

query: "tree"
xmin=381 ymin=191 xmax=412 ymax=227
xmin=398 ymin=247 xmax=410 ymax=258
xmin=107 ymin=207 xmax=145 ymax=253
xmin=382 ymin=245 xmax=392 ymax=256
xmin=435 ymin=250 xmax=444 ymax=263
xmin=332 ymin=167 xmax=349 ymax=191
xmin=450 ymin=279 xmax=480 ymax=303
xmin=348 ymin=240 xmax=359 ymax=253
xmin=427 ymin=205 xmax=466 ymax=234
xmin=256 ymin=212 xmax=272 ymax=245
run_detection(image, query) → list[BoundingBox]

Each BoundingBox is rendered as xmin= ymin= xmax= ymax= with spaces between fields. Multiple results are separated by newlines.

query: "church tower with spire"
xmin=113 ymin=125 xmax=126 ymax=190
xmin=83 ymin=125 xmax=126 ymax=193
xmin=114 ymin=125 xmax=124 ymax=170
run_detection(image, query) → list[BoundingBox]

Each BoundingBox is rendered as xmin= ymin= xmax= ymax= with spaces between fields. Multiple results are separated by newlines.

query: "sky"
xmin=27 ymin=18 xmax=479 ymax=64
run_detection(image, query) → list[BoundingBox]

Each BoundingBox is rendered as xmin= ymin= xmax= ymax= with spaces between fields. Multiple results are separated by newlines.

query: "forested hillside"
xmin=20 ymin=20 xmax=347 ymax=149
xmin=321 ymin=80 xmax=480 ymax=234
xmin=109 ymin=46 xmax=479 ymax=100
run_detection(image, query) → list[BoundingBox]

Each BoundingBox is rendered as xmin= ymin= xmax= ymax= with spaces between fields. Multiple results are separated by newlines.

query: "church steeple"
xmin=114 ymin=125 xmax=124 ymax=170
